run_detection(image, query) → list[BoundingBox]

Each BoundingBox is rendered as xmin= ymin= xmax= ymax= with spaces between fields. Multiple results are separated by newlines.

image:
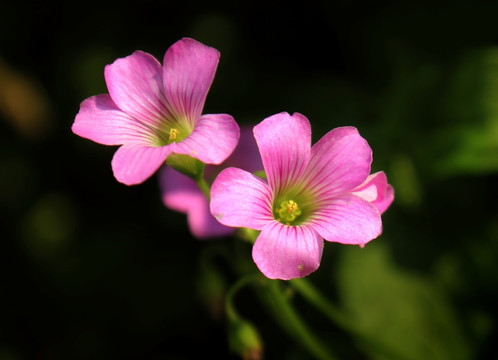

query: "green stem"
xmin=289 ymin=278 xmax=350 ymax=330
xmin=262 ymin=280 xmax=339 ymax=360
xmin=226 ymin=275 xmax=262 ymax=320
xmin=195 ymin=174 xmax=211 ymax=200
xmin=290 ymin=278 xmax=408 ymax=360
xmin=225 ymin=275 xmax=264 ymax=358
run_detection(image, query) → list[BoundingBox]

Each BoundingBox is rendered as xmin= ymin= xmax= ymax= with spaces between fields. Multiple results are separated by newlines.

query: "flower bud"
xmin=228 ymin=317 xmax=263 ymax=360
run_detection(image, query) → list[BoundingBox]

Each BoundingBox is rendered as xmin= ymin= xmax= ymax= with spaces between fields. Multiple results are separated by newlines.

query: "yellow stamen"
xmin=169 ymin=128 xmax=180 ymax=142
xmin=276 ymin=199 xmax=301 ymax=225
xmin=287 ymin=200 xmax=298 ymax=214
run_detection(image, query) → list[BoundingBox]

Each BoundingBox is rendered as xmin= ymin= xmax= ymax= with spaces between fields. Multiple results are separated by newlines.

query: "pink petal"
xmin=310 ymin=193 xmax=382 ymax=246
xmin=188 ymin=197 xmax=236 ymax=239
xmin=303 ymin=127 xmax=372 ymax=197
xmin=210 ymin=167 xmax=273 ymax=230
xmin=381 ymin=185 xmax=394 ymax=214
xmin=105 ymin=50 xmax=171 ymax=128
xmin=159 ymin=166 xmax=234 ymax=239
xmin=352 ymin=171 xmax=394 ymax=214
xmin=174 ymin=113 xmax=240 ymax=165
xmin=253 ymin=112 xmax=311 ymax=194
xmin=111 ymin=144 xmax=172 ymax=185
xmin=252 ymin=222 xmax=323 ymax=280
xmin=72 ymin=95 xmax=153 ymax=145
xmin=162 ymin=38 xmax=220 ymax=126
xmin=159 ymin=166 xmax=203 ymax=213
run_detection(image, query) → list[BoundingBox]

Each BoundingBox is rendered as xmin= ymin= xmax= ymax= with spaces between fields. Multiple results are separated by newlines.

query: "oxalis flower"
xmin=210 ymin=112 xmax=394 ymax=280
xmin=72 ymin=38 xmax=239 ymax=185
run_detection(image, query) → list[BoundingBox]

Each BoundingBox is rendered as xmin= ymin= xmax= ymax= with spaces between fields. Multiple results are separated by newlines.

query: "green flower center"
xmin=152 ymin=117 xmax=193 ymax=147
xmin=275 ymin=199 xmax=302 ymax=225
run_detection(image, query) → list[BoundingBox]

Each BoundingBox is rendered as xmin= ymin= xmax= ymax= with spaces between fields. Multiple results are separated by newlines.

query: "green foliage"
xmin=437 ymin=48 xmax=498 ymax=175
xmin=337 ymin=243 xmax=472 ymax=360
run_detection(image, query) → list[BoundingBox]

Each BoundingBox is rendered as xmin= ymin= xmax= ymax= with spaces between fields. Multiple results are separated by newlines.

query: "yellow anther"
xmin=169 ymin=128 xmax=180 ymax=142
xmin=287 ymin=200 xmax=298 ymax=214
xmin=276 ymin=199 xmax=301 ymax=225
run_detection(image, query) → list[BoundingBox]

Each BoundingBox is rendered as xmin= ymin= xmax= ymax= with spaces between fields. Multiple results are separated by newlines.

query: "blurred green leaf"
xmin=437 ymin=47 xmax=498 ymax=175
xmin=390 ymin=153 xmax=423 ymax=208
xmin=336 ymin=242 xmax=472 ymax=360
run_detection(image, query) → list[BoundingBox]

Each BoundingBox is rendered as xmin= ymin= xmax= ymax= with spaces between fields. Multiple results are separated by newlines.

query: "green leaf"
xmin=437 ymin=48 xmax=498 ymax=175
xmin=336 ymin=242 xmax=472 ymax=360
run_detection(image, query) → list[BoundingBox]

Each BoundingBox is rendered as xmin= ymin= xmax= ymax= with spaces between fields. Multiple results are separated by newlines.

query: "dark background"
xmin=1 ymin=0 xmax=498 ymax=359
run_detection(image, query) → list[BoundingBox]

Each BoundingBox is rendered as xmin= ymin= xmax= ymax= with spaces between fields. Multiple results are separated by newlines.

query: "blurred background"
xmin=1 ymin=0 xmax=498 ymax=359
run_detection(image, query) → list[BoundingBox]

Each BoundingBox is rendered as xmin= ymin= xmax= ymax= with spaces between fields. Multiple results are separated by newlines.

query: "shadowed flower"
xmin=210 ymin=112 xmax=394 ymax=280
xmin=72 ymin=38 xmax=239 ymax=185
xmin=159 ymin=126 xmax=263 ymax=239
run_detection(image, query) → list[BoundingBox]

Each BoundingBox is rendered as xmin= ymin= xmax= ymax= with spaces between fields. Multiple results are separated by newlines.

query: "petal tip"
xmin=252 ymin=224 xmax=323 ymax=280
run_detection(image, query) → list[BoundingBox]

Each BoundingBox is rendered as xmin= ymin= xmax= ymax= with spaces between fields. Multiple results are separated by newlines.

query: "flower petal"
xmin=174 ymin=113 xmax=240 ymax=165
xmin=311 ymin=193 xmax=382 ymax=246
xmin=111 ymin=144 xmax=172 ymax=185
xmin=381 ymin=185 xmax=394 ymax=214
xmin=72 ymin=95 xmax=153 ymax=145
xmin=188 ymin=197 xmax=236 ymax=239
xmin=352 ymin=171 xmax=394 ymax=214
xmin=162 ymin=38 xmax=220 ymax=126
xmin=105 ymin=50 xmax=170 ymax=128
xmin=159 ymin=165 xmax=203 ymax=213
xmin=303 ymin=127 xmax=372 ymax=197
xmin=159 ymin=166 xmax=234 ymax=239
xmin=253 ymin=112 xmax=311 ymax=194
xmin=210 ymin=167 xmax=273 ymax=230
xmin=252 ymin=222 xmax=323 ymax=280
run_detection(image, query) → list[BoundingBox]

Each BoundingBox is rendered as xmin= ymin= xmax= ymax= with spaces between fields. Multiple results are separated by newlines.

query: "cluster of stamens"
xmin=276 ymin=200 xmax=301 ymax=225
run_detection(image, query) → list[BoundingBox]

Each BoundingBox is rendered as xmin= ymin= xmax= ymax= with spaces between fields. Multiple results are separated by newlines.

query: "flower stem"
xmin=225 ymin=275 xmax=264 ymax=358
xmin=196 ymin=175 xmax=211 ymax=200
xmin=289 ymin=278 xmax=350 ymax=329
xmin=290 ymin=277 xmax=408 ymax=360
xmin=261 ymin=280 xmax=339 ymax=360
xmin=226 ymin=275 xmax=262 ymax=320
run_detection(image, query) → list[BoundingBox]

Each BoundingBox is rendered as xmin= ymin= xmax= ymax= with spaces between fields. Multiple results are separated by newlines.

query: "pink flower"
xmin=159 ymin=126 xmax=263 ymax=239
xmin=72 ymin=38 xmax=239 ymax=185
xmin=210 ymin=112 xmax=394 ymax=280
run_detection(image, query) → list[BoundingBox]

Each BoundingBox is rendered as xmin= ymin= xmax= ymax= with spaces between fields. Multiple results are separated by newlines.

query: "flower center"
xmin=152 ymin=117 xmax=193 ymax=147
xmin=276 ymin=200 xmax=302 ymax=225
